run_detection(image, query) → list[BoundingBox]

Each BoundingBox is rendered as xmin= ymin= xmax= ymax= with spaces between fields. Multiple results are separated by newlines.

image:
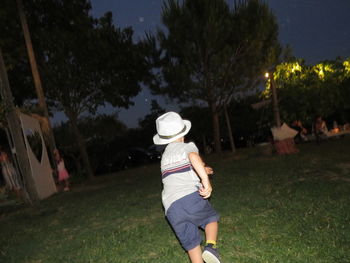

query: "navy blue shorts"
xmin=166 ymin=191 xmax=220 ymax=251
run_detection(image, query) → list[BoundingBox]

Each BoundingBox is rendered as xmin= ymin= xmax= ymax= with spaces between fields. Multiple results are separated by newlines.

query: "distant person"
xmin=291 ymin=120 xmax=308 ymax=143
xmin=54 ymin=149 xmax=70 ymax=192
xmin=153 ymin=112 xmax=221 ymax=263
xmin=0 ymin=146 xmax=22 ymax=198
xmin=344 ymin=121 xmax=350 ymax=131
xmin=313 ymin=116 xmax=328 ymax=142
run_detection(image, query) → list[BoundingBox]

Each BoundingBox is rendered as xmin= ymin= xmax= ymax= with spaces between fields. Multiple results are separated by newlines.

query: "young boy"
xmin=153 ymin=111 xmax=221 ymax=263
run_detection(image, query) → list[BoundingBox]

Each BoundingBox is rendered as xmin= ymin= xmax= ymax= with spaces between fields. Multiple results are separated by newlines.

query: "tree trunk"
xmin=71 ymin=153 xmax=83 ymax=177
xmin=224 ymin=105 xmax=236 ymax=153
xmin=210 ymin=103 xmax=222 ymax=154
xmin=66 ymin=113 xmax=94 ymax=179
xmin=0 ymin=49 xmax=38 ymax=204
xmin=16 ymin=0 xmax=57 ymax=168
xmin=270 ymin=75 xmax=281 ymax=127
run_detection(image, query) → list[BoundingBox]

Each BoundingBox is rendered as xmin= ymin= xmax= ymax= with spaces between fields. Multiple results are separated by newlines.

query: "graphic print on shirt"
xmin=161 ymin=159 xmax=192 ymax=179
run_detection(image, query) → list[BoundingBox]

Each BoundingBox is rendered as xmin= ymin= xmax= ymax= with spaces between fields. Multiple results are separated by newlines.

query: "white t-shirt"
xmin=160 ymin=141 xmax=202 ymax=213
xmin=57 ymin=160 xmax=66 ymax=171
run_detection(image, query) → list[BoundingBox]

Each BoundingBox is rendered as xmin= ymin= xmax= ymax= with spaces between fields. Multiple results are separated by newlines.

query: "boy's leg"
xmin=188 ymin=245 xmax=204 ymax=263
xmin=202 ymin=221 xmax=221 ymax=263
xmin=204 ymin=221 xmax=218 ymax=243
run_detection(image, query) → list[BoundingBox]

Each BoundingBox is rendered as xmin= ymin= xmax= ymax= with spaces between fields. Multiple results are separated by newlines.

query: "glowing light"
xmin=275 ymin=62 xmax=302 ymax=79
xmin=343 ymin=60 xmax=350 ymax=75
xmin=264 ymin=72 xmax=269 ymax=78
xmin=313 ymin=63 xmax=334 ymax=80
xmin=291 ymin=63 xmax=301 ymax=73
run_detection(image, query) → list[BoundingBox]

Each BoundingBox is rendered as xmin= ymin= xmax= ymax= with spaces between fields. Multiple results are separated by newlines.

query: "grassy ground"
xmin=1 ymin=137 xmax=350 ymax=263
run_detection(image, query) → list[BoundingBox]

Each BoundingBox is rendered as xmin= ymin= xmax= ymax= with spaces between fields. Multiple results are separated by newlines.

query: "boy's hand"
xmin=199 ymin=180 xmax=212 ymax=199
xmin=204 ymin=166 xmax=214 ymax=175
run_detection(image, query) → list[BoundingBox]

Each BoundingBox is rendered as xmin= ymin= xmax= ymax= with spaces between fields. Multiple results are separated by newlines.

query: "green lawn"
xmin=1 ymin=137 xmax=350 ymax=263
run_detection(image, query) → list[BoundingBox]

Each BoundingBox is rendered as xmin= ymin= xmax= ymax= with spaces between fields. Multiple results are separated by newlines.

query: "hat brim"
xmin=153 ymin=120 xmax=191 ymax=145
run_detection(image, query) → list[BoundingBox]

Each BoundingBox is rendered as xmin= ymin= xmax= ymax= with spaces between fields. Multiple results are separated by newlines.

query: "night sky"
xmin=57 ymin=0 xmax=350 ymax=128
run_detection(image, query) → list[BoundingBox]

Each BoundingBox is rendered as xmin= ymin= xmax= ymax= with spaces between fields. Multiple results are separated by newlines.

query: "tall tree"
xmin=78 ymin=114 xmax=128 ymax=172
xmin=24 ymin=0 xmax=150 ymax=178
xmin=0 ymin=49 xmax=38 ymax=203
xmin=180 ymin=105 xmax=212 ymax=153
xmin=0 ymin=0 xmax=36 ymax=104
xmin=153 ymin=0 xmax=280 ymax=153
xmin=129 ymin=100 xmax=165 ymax=149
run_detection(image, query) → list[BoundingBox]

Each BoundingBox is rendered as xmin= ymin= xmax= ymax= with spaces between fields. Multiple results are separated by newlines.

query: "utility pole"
xmin=16 ymin=0 xmax=57 ymax=162
xmin=0 ymin=49 xmax=38 ymax=203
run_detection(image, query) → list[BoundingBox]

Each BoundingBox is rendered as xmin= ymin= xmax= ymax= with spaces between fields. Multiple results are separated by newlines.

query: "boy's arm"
xmin=188 ymin=152 xmax=212 ymax=199
xmin=194 ymin=153 xmax=214 ymax=175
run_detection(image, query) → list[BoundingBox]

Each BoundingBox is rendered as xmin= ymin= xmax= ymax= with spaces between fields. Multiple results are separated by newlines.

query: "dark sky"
xmin=75 ymin=0 xmax=350 ymax=128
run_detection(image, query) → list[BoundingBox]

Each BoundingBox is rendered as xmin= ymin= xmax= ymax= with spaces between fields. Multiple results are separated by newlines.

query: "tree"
xmin=153 ymin=0 xmax=280 ymax=153
xmin=0 ymin=49 xmax=38 ymax=203
xmin=54 ymin=114 xmax=128 ymax=175
xmin=23 ymin=0 xmax=150 ymax=178
xmin=138 ymin=100 xmax=166 ymax=145
xmin=78 ymin=114 xmax=128 ymax=172
xmin=0 ymin=0 xmax=36 ymax=105
xmin=267 ymin=58 xmax=350 ymax=126
xmin=179 ymin=106 xmax=212 ymax=153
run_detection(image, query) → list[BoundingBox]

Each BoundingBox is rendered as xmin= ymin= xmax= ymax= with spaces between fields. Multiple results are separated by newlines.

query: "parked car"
xmin=147 ymin=145 xmax=164 ymax=161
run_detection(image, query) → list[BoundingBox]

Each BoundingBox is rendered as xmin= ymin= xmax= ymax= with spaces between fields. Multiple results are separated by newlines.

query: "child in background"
xmin=0 ymin=146 xmax=22 ymax=199
xmin=153 ymin=112 xmax=221 ymax=263
xmin=54 ymin=149 xmax=70 ymax=192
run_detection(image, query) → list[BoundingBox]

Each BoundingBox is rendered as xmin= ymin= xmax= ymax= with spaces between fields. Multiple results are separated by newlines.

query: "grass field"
xmin=1 ymin=137 xmax=350 ymax=263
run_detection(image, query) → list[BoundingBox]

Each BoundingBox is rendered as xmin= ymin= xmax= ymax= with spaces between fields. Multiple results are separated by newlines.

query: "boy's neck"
xmin=173 ymin=137 xmax=184 ymax=143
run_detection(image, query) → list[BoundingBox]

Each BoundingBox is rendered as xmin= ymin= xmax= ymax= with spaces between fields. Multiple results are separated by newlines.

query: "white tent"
xmin=271 ymin=123 xmax=298 ymax=141
xmin=20 ymin=113 xmax=56 ymax=199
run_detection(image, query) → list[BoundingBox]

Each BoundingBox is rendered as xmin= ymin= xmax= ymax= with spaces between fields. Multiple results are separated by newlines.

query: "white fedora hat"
xmin=153 ymin=112 xmax=191 ymax=145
